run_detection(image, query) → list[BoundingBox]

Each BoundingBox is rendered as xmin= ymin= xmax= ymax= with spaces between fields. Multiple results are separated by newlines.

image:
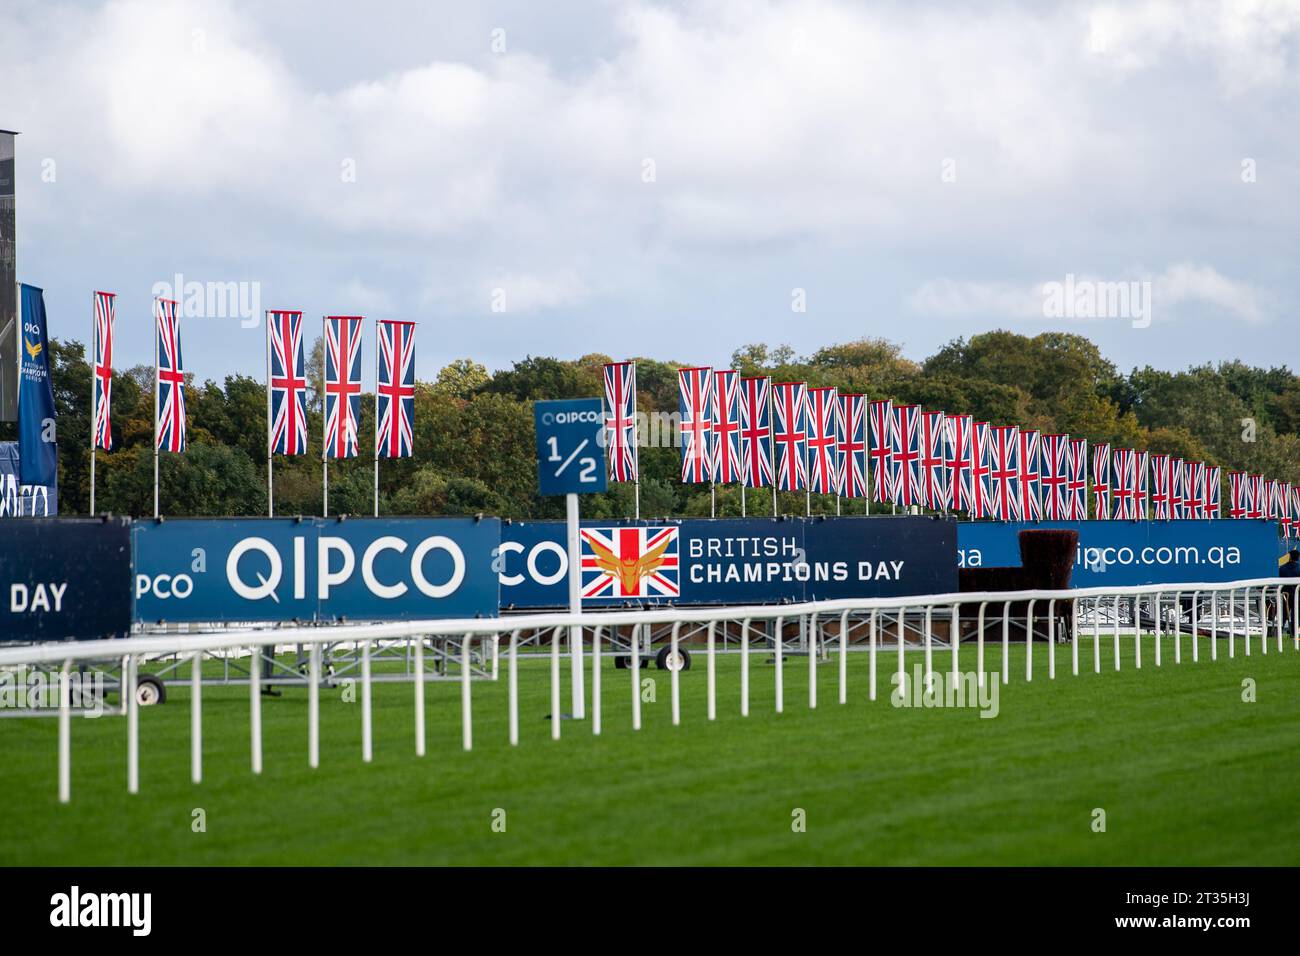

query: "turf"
xmin=2 ymin=636 xmax=1299 ymax=866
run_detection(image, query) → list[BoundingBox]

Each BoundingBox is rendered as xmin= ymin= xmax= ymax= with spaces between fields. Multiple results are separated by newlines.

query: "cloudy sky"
xmin=3 ymin=0 xmax=1298 ymax=384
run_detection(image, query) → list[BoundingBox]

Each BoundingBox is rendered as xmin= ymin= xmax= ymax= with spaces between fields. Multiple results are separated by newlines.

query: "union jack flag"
xmin=1039 ymin=434 xmax=1069 ymax=520
xmin=603 ymin=361 xmax=638 ymax=482
xmin=739 ymin=376 xmax=773 ymax=489
xmin=1018 ymin=428 xmax=1041 ymax=520
xmin=324 ymin=316 xmax=363 ymax=459
xmin=772 ymin=382 xmax=808 ymax=492
xmin=1091 ymin=442 xmax=1111 ymax=518
xmin=1205 ymin=465 xmax=1221 ymax=518
xmin=868 ymin=400 xmax=893 ymax=503
xmin=678 ymin=367 xmax=714 ymax=483
xmin=944 ymin=414 xmax=975 ymax=514
xmin=1281 ymin=483 xmax=1294 ymax=537
xmin=1067 ymin=438 xmax=1088 ymax=520
xmin=972 ymin=421 xmax=994 ymax=518
xmin=988 ymin=425 xmax=1021 ymax=521
xmin=1169 ymin=457 xmax=1185 ymax=518
xmin=155 ymin=298 xmax=186 ymax=453
xmin=806 ymin=386 xmax=841 ymax=495
xmin=1151 ymin=454 xmax=1171 ymax=519
xmin=920 ymin=410 xmax=947 ymax=510
xmin=712 ymin=369 xmax=742 ymax=484
xmin=1229 ymin=471 xmax=1248 ymax=519
xmin=376 ymin=319 xmax=416 ymax=458
xmin=92 ymin=291 xmax=115 ymax=450
xmin=268 ymin=310 xmax=308 ymax=456
xmin=1248 ymin=474 xmax=1264 ymax=519
xmin=1135 ymin=450 xmax=1149 ymax=519
xmin=1112 ymin=447 xmax=1137 ymax=520
xmin=838 ymin=393 xmax=867 ymax=499
xmin=1265 ymin=478 xmax=1280 ymax=519
xmin=1187 ymin=461 xmax=1207 ymax=519
xmin=1289 ymin=485 xmax=1300 ymax=537
xmin=580 ymin=526 xmax=679 ymax=600
xmin=891 ymin=404 xmax=923 ymax=507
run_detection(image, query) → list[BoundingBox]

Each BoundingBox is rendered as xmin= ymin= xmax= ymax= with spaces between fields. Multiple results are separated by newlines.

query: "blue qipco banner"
xmin=497 ymin=516 xmax=957 ymax=609
xmin=133 ymin=517 xmax=500 ymax=623
xmin=957 ymin=519 xmax=1280 ymax=587
xmin=18 ymin=284 xmax=57 ymax=488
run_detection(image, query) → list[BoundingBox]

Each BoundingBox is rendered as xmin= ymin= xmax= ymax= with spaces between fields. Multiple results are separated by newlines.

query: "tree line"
xmin=4 ymin=330 xmax=1297 ymax=520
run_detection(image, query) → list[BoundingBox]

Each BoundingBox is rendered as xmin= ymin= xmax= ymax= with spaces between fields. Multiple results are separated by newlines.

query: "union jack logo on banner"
xmin=712 ymin=370 xmax=742 ymax=484
xmin=944 ymin=414 xmax=974 ymax=514
xmin=1039 ymin=434 xmax=1069 ymax=520
xmin=972 ymin=421 xmax=993 ymax=518
xmin=838 ymin=394 xmax=867 ymax=499
xmin=1151 ymin=454 xmax=1171 ymax=519
xmin=92 ymin=291 xmax=115 ymax=450
xmin=1067 ymin=438 xmax=1088 ymax=520
xmin=324 ymin=316 xmax=363 ymax=459
xmin=1091 ymin=442 xmax=1111 ymax=519
xmin=806 ymin=387 xmax=841 ymax=495
xmin=155 ymin=298 xmax=186 ymax=453
xmin=580 ymin=526 xmax=679 ymax=600
xmin=739 ymin=376 xmax=773 ymax=489
xmin=603 ymin=361 xmax=638 ymax=482
xmin=772 ymin=382 xmax=808 ymax=492
xmin=1169 ymin=457 xmax=1185 ymax=519
xmin=920 ymin=411 xmax=947 ymax=510
xmin=1018 ymin=428 xmax=1042 ymax=520
xmin=1229 ymin=471 xmax=1248 ymax=519
xmin=678 ymin=367 xmax=714 ymax=483
xmin=868 ymin=400 xmax=893 ymax=503
xmin=1112 ymin=447 xmax=1137 ymax=520
xmin=891 ymin=404 xmax=923 ymax=507
xmin=989 ymin=425 xmax=1021 ymax=521
xmin=1205 ymin=465 xmax=1221 ymax=518
xmin=268 ymin=310 xmax=308 ymax=456
xmin=376 ymin=319 xmax=416 ymax=458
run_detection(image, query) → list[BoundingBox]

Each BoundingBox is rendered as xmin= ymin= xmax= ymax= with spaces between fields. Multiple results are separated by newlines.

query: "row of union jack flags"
xmin=88 ymin=296 xmax=417 ymax=460
xmin=602 ymin=359 xmax=1300 ymax=529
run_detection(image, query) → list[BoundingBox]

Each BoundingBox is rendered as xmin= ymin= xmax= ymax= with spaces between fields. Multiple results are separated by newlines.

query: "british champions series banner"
xmin=498 ymin=516 xmax=957 ymax=609
xmin=133 ymin=517 xmax=500 ymax=623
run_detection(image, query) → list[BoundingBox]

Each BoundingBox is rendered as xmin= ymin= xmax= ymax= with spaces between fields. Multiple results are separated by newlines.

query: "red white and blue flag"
xmin=92 ymin=291 xmax=115 ymax=450
xmin=324 ymin=316 xmax=363 ymax=459
xmin=772 ymin=382 xmax=808 ymax=492
xmin=1266 ymin=478 xmax=1280 ymax=520
xmin=1067 ymin=438 xmax=1088 ymax=520
xmin=1248 ymin=474 xmax=1265 ymax=519
xmin=989 ymin=425 xmax=1021 ymax=521
xmin=678 ymin=367 xmax=714 ymax=483
xmin=1091 ymin=442 xmax=1111 ymax=518
xmin=806 ymin=386 xmax=841 ymax=495
xmin=920 ymin=410 xmax=947 ymax=510
xmin=972 ymin=421 xmax=993 ymax=519
xmin=1169 ymin=457 xmax=1186 ymax=519
xmin=739 ymin=376 xmax=773 ymax=489
xmin=944 ymin=414 xmax=974 ymax=514
xmin=868 ymin=400 xmax=893 ymax=503
xmin=603 ymin=361 xmax=639 ymax=482
xmin=1188 ymin=461 xmax=1208 ymax=519
xmin=1135 ymin=450 xmax=1149 ymax=519
xmin=268 ymin=310 xmax=308 ymax=456
xmin=838 ymin=393 xmax=867 ymax=499
xmin=1205 ymin=465 xmax=1221 ymax=518
xmin=891 ymin=404 xmax=923 ymax=507
xmin=1280 ymin=483 xmax=1294 ymax=537
xmin=376 ymin=319 xmax=416 ymax=459
xmin=1229 ymin=471 xmax=1248 ymax=519
xmin=1112 ymin=447 xmax=1137 ymax=520
xmin=712 ymin=370 xmax=742 ymax=484
xmin=1039 ymin=434 xmax=1069 ymax=520
xmin=155 ymin=298 xmax=186 ymax=453
xmin=580 ymin=526 xmax=679 ymax=599
xmin=1018 ymin=428 xmax=1041 ymax=520
xmin=1151 ymin=454 xmax=1171 ymax=519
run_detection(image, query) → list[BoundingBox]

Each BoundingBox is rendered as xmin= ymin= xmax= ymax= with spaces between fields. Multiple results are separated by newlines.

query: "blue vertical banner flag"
xmin=18 ymin=284 xmax=57 ymax=487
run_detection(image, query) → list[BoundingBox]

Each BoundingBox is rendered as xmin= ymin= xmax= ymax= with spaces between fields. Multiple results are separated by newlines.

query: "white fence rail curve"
xmin=2 ymin=576 xmax=1296 ymax=804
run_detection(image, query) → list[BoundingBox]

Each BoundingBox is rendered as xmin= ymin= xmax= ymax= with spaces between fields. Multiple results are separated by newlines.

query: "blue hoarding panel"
xmin=133 ymin=517 xmax=499 ymax=623
xmin=957 ymin=519 xmax=1280 ymax=587
xmin=0 ymin=517 xmax=131 ymax=640
xmin=534 ymin=398 xmax=607 ymax=496
xmin=498 ymin=516 xmax=957 ymax=609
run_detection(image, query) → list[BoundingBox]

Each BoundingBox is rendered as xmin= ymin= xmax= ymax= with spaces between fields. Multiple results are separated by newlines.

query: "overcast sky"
xmin=3 ymin=0 xmax=1298 ymax=386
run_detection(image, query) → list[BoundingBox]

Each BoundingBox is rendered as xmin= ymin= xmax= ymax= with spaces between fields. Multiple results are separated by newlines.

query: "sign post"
xmin=534 ymin=398 xmax=607 ymax=737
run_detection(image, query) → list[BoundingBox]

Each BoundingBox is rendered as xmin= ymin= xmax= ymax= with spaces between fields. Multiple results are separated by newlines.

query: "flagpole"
xmin=265 ymin=311 xmax=273 ymax=518
xmin=373 ymin=320 xmax=380 ymax=517
xmin=711 ymin=480 xmax=716 ymax=518
xmin=321 ymin=316 xmax=328 ymax=517
xmin=88 ymin=292 xmax=96 ymax=516
xmin=741 ymin=483 xmax=746 ymax=517
xmin=152 ymin=304 xmax=160 ymax=519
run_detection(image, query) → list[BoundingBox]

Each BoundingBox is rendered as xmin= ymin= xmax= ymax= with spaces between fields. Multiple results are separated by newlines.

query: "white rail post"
xmin=631 ymin=623 xmax=641 ymax=731
xmin=1025 ymin=599 xmax=1035 ymax=682
xmin=1210 ymin=588 xmax=1218 ymax=661
xmin=898 ymin=607 xmax=907 ymax=685
xmin=58 ymin=660 xmax=71 ymax=804
xmin=775 ymin=615 xmax=785 ymax=714
xmin=191 ymin=651 xmax=202 ymax=784
xmin=414 ymin=637 xmax=426 ymax=757
xmin=492 ymin=634 xmax=500 ymax=681
xmin=566 ymin=493 xmax=585 ymax=720
xmin=126 ymin=655 xmax=139 ymax=794
xmin=808 ymin=613 xmax=818 ymax=710
xmin=1294 ymin=584 xmax=1299 ymax=651
xmin=553 ymin=625 xmax=563 ymax=739
xmin=1229 ymin=589 xmax=1236 ymax=658
xmin=951 ymin=603 xmax=961 ymax=680
xmin=740 ymin=617 xmax=751 ymax=716
xmin=592 ymin=626 xmax=602 ymax=736
xmin=869 ymin=610 xmax=878 ymax=701
xmin=462 ymin=633 xmax=473 ymax=751
xmin=1260 ymin=588 xmax=1268 ymax=655
xmin=309 ymin=641 xmax=320 ymax=768
xmin=977 ymin=602 xmax=987 ymax=686
xmin=839 ymin=610 xmax=849 ymax=705
xmin=1153 ymin=592 xmax=1162 ymax=666
xmin=1046 ymin=599 xmax=1055 ymax=679
xmin=251 ymin=645 xmax=263 ymax=773
xmin=1001 ymin=603 xmax=1010 ymax=685
xmin=923 ymin=606 xmax=933 ymax=689
xmin=1276 ymin=586 xmax=1283 ymax=653
xmin=1191 ymin=591 xmax=1200 ymax=663
xmin=670 ymin=621 xmax=682 ymax=726
xmin=1133 ymin=596 xmax=1141 ymax=669
xmin=360 ymin=639 xmax=371 ymax=763
xmin=1092 ymin=597 xmax=1101 ymax=674
xmin=1112 ymin=595 xmax=1122 ymax=671
xmin=707 ymin=621 xmax=718 ymax=720
xmin=1070 ymin=598 xmax=1079 ymax=677
xmin=509 ymin=630 xmax=520 ymax=746
xmin=1245 ymin=588 xmax=1253 ymax=656
xmin=1173 ymin=590 xmax=1182 ymax=663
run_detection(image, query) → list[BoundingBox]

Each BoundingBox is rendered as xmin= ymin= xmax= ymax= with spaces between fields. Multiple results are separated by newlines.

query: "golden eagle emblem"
xmin=24 ymin=337 xmax=42 ymax=360
xmin=584 ymin=533 xmax=673 ymax=594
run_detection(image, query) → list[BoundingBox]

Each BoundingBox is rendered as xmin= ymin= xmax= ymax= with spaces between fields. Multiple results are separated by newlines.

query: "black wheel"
xmin=655 ymin=647 xmax=692 ymax=671
xmin=614 ymin=655 xmax=628 ymax=669
xmin=134 ymin=674 xmax=166 ymax=706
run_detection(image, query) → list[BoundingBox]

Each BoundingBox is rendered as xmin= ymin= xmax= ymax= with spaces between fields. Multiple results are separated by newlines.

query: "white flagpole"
xmin=373 ymin=319 xmax=380 ymax=517
xmin=88 ymin=292 xmax=96 ymax=516
xmin=152 ymin=303 xmax=160 ymax=519
xmin=265 ymin=311 xmax=273 ymax=518
xmin=321 ymin=316 xmax=328 ymax=517
xmin=741 ymin=482 xmax=746 ymax=517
